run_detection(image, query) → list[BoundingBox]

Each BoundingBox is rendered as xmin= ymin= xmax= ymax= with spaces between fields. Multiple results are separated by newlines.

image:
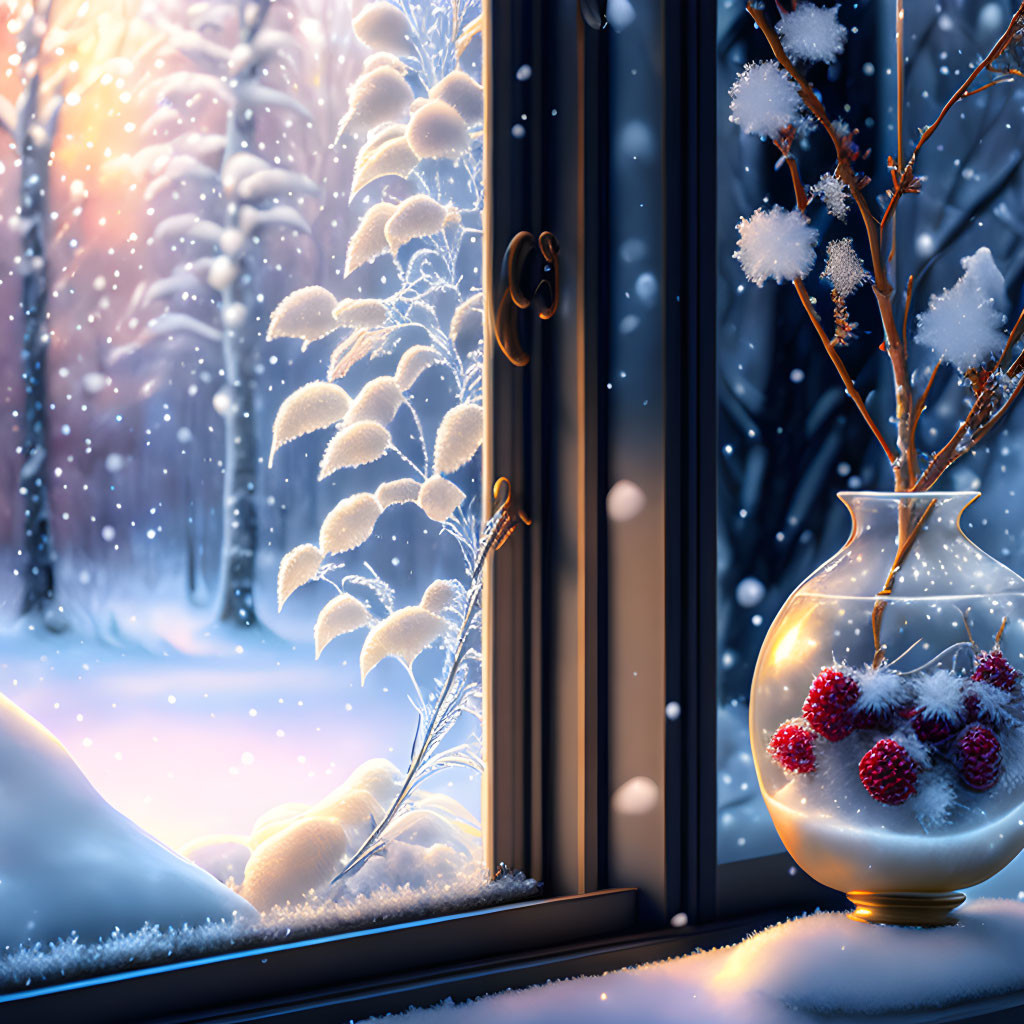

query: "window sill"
xmin=0 ymin=889 xmax=637 ymax=1024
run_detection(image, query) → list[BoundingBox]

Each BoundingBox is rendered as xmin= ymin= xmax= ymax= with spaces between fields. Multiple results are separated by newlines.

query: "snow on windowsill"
xmin=363 ymin=899 xmax=1024 ymax=1024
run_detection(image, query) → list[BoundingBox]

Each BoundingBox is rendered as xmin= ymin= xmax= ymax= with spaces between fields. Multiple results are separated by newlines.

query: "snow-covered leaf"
xmin=277 ymin=543 xmax=323 ymax=611
xmin=433 ymin=403 xmax=483 ymax=474
xmin=332 ymin=298 xmax=388 ymax=328
xmin=394 ymin=345 xmax=437 ymax=390
xmin=343 ymin=376 xmax=404 ymax=427
xmin=319 ymin=422 xmax=391 ymax=480
xmin=407 ymin=100 xmax=470 ymax=160
xmin=268 ymin=286 xmax=341 ymax=348
xmin=345 ymin=201 xmax=398 ymax=277
xmin=429 ymin=71 xmax=484 ymax=125
xmin=328 ymin=328 xmax=393 ymax=381
xmin=449 ymin=291 xmax=483 ymax=346
xmin=419 ymin=579 xmax=459 ymax=615
xmin=351 ymin=136 xmax=418 ymax=197
xmin=314 ymin=593 xmax=372 ymax=659
xmin=353 ymin=2 xmax=414 ymax=54
xmin=359 ymin=606 xmax=446 ymax=683
xmin=269 ymin=381 xmax=351 ymax=466
xmin=375 ymin=477 xmax=421 ymax=509
xmin=384 ymin=196 xmax=452 ymax=254
xmin=319 ymin=493 xmax=382 ymax=555
xmin=417 ymin=475 xmax=466 ymax=522
xmin=338 ymin=66 xmax=414 ymax=138
xmin=237 ymin=168 xmax=319 ymax=203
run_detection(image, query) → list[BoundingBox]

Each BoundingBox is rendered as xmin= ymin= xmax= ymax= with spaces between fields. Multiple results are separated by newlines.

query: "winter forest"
xmin=0 ymin=0 xmax=510 ymax=981
xmin=718 ymin=0 xmax=1024 ymax=863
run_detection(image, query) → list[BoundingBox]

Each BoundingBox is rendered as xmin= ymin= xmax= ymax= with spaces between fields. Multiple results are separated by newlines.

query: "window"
xmin=0 ymin=0 xmax=536 ymax=993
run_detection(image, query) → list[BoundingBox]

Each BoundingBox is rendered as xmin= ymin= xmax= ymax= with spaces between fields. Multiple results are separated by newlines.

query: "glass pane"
xmin=717 ymin=0 xmax=1024 ymax=875
xmin=1 ymin=0 xmax=527 ymax=991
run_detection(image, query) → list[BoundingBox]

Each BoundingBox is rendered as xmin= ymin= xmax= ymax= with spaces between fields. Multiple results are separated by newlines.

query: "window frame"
xmin=0 ymin=2 xmax=851 ymax=1021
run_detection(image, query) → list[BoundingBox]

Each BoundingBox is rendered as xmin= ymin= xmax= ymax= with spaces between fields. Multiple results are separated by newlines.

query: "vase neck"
xmin=839 ymin=491 xmax=977 ymax=545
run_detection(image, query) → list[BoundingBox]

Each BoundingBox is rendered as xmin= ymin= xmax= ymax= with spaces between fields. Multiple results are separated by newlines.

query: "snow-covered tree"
xmin=122 ymin=0 xmax=325 ymax=627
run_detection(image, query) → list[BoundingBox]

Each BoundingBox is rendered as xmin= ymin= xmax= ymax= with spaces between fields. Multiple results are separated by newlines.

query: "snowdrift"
xmin=0 ymin=694 xmax=255 ymax=951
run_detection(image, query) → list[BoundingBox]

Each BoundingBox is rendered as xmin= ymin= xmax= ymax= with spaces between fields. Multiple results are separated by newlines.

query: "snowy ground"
xmin=0 ymin=600 xmax=479 ymax=850
xmin=363 ymin=899 xmax=1024 ymax=1023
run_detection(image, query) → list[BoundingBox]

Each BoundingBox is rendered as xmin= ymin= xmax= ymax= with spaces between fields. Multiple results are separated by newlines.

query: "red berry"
xmin=803 ymin=667 xmax=860 ymax=742
xmin=910 ymin=707 xmax=958 ymax=744
xmin=957 ymin=725 xmax=1001 ymax=792
xmin=768 ymin=722 xmax=816 ymax=774
xmin=972 ymin=649 xmax=1020 ymax=692
xmin=858 ymin=738 xmax=918 ymax=805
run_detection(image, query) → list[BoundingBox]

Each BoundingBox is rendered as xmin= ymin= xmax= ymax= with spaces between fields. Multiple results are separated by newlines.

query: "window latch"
xmin=493 ymin=230 xmax=560 ymax=367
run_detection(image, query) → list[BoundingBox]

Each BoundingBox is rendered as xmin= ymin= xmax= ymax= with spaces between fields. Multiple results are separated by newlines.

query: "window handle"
xmin=493 ymin=230 xmax=560 ymax=367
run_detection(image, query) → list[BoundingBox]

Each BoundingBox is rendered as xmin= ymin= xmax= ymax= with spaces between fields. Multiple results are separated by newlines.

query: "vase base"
xmin=846 ymin=890 xmax=965 ymax=927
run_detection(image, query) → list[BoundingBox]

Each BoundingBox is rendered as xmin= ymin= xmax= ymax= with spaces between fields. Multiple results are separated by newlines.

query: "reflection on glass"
xmin=0 ymin=0 xmax=530 ymax=991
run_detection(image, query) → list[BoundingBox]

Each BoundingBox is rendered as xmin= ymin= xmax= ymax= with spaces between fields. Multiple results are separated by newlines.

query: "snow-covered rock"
xmin=0 ymin=695 xmax=255 ymax=950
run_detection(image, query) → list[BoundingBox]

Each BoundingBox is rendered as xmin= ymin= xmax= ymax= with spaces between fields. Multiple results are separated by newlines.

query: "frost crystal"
xmin=734 ymin=206 xmax=818 ymax=288
xmin=777 ymin=2 xmax=849 ymax=64
xmin=821 ymin=238 xmax=869 ymax=298
xmin=808 ymin=173 xmax=849 ymax=221
xmin=915 ymin=247 xmax=1008 ymax=371
xmin=728 ymin=61 xmax=802 ymax=138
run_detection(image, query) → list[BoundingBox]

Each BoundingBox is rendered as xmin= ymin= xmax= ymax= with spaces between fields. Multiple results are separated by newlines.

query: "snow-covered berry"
xmin=911 ymin=707 xmax=958 ymax=744
xmin=728 ymin=61 xmax=802 ymax=138
xmin=734 ymin=206 xmax=818 ymax=288
xmin=777 ymin=2 xmax=849 ymax=65
xmin=956 ymin=725 xmax=1001 ymax=792
xmin=803 ymin=666 xmax=860 ymax=742
xmin=850 ymin=664 xmax=904 ymax=730
xmin=767 ymin=720 xmax=817 ymax=774
xmin=859 ymin=738 xmax=918 ymax=805
xmin=972 ymin=648 xmax=1021 ymax=692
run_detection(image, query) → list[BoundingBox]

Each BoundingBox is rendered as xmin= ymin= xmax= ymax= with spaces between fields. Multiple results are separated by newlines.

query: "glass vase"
xmin=750 ymin=491 xmax=1024 ymax=924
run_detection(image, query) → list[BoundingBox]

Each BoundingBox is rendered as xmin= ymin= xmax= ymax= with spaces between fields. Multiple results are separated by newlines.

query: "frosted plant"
xmin=731 ymin=0 xmax=1024 ymax=499
xmin=267 ymin=0 xmax=497 ymax=883
xmin=727 ymin=60 xmax=803 ymax=138
xmin=733 ymin=206 xmax=817 ymax=287
xmin=776 ymin=2 xmax=848 ymax=65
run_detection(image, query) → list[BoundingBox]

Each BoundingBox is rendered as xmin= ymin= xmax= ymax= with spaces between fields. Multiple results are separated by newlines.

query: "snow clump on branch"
xmin=777 ymin=2 xmax=849 ymax=65
xmin=914 ymin=246 xmax=1008 ymax=372
xmin=808 ymin=172 xmax=849 ymax=221
xmin=734 ymin=206 xmax=818 ymax=288
xmin=821 ymin=237 xmax=869 ymax=298
xmin=728 ymin=61 xmax=802 ymax=138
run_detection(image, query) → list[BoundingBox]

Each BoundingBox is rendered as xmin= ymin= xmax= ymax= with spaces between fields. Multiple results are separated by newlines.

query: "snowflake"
xmin=808 ymin=172 xmax=849 ymax=221
xmin=734 ymin=206 xmax=817 ymax=287
xmin=728 ymin=61 xmax=802 ymax=138
xmin=821 ymin=238 xmax=869 ymax=298
xmin=915 ymin=247 xmax=1007 ymax=371
xmin=777 ymin=2 xmax=849 ymax=64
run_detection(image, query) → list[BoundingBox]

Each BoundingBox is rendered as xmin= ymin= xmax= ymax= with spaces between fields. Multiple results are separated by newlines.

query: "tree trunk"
xmin=17 ymin=74 xmax=58 ymax=623
xmin=214 ymin=0 xmax=270 ymax=628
